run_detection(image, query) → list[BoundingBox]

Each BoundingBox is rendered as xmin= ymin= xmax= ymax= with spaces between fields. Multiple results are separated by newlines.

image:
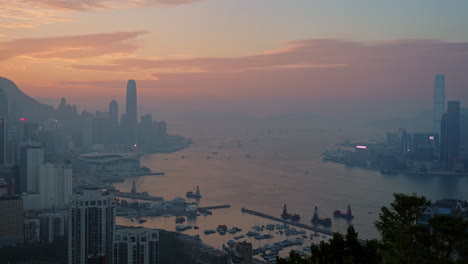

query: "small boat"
xmin=217 ymin=225 xmax=228 ymax=235
xmin=175 ymin=217 xmax=185 ymax=224
xmin=175 ymin=225 xmax=192 ymax=232
xmin=194 ymin=226 xmax=199 ymax=230
xmin=204 ymin=229 xmax=216 ymax=235
xmin=138 ymin=219 xmax=147 ymax=224
xmin=234 ymin=235 xmax=245 ymax=240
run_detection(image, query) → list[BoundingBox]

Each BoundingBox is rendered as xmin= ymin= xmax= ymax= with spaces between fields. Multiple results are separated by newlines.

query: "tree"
xmin=277 ymin=226 xmax=381 ymax=264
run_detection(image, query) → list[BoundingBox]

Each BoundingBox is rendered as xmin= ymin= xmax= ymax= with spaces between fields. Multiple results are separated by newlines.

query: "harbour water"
xmin=115 ymin=119 xmax=468 ymax=255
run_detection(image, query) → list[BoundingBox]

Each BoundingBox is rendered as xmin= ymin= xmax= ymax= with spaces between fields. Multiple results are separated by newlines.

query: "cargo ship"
xmin=311 ymin=206 xmax=332 ymax=227
xmin=186 ymin=186 xmax=202 ymax=199
xmin=333 ymin=205 xmax=354 ymax=220
xmin=281 ymin=204 xmax=300 ymax=222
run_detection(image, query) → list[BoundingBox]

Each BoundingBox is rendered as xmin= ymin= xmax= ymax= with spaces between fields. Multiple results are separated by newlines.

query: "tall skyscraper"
xmin=433 ymin=74 xmax=445 ymax=134
xmin=113 ymin=227 xmax=159 ymax=264
xmin=125 ymin=80 xmax=138 ymax=146
xmin=109 ymin=100 xmax=119 ymax=128
xmin=19 ymin=142 xmax=44 ymax=194
xmin=0 ymin=88 xmax=8 ymax=166
xmin=68 ymin=188 xmax=116 ymax=264
xmin=0 ymin=196 xmax=24 ymax=247
xmin=440 ymin=101 xmax=461 ymax=169
xmin=38 ymin=163 xmax=72 ymax=209
xmin=0 ymin=118 xmax=6 ymax=165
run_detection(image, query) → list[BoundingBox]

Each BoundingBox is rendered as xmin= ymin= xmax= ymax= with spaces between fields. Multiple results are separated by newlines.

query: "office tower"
xmin=113 ymin=227 xmax=159 ymax=264
xmin=82 ymin=112 xmax=93 ymax=152
xmin=0 ymin=118 xmax=6 ymax=165
xmin=39 ymin=212 xmax=66 ymax=243
xmin=139 ymin=114 xmax=154 ymax=150
xmin=0 ymin=178 xmax=7 ymax=195
xmin=38 ymin=163 xmax=72 ymax=209
xmin=460 ymin=108 xmax=468 ymax=160
xmin=24 ymin=218 xmax=40 ymax=243
xmin=433 ymin=74 xmax=445 ymax=134
xmin=19 ymin=141 xmax=44 ymax=194
xmin=440 ymin=101 xmax=461 ymax=169
xmin=156 ymin=121 xmax=167 ymax=142
xmin=68 ymin=188 xmax=116 ymax=264
xmin=125 ymin=80 xmax=138 ymax=146
xmin=109 ymin=100 xmax=119 ymax=128
xmin=0 ymin=196 xmax=24 ymax=247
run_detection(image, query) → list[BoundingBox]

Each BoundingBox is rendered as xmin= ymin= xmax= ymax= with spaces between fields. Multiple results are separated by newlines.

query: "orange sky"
xmin=1 ymin=0 xmax=467 ymax=118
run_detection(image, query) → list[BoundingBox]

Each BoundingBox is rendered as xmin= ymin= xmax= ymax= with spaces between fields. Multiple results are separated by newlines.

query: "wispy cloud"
xmin=69 ymin=39 xmax=468 ymax=74
xmin=0 ymin=31 xmax=148 ymax=61
xmin=0 ymin=0 xmax=204 ymax=30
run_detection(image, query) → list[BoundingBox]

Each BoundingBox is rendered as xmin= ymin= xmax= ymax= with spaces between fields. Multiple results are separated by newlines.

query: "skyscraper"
xmin=440 ymin=101 xmax=460 ymax=169
xmin=68 ymin=188 xmax=116 ymax=264
xmin=0 ymin=118 xmax=6 ymax=165
xmin=433 ymin=74 xmax=445 ymax=134
xmin=109 ymin=100 xmax=119 ymax=128
xmin=0 ymin=196 xmax=24 ymax=247
xmin=113 ymin=227 xmax=159 ymax=264
xmin=0 ymin=88 xmax=8 ymax=166
xmin=38 ymin=163 xmax=72 ymax=209
xmin=19 ymin=142 xmax=44 ymax=194
xmin=125 ymin=80 xmax=138 ymax=146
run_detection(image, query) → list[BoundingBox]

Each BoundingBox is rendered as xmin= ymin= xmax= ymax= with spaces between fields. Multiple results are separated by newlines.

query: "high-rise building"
xmin=433 ymin=74 xmax=445 ymax=135
xmin=39 ymin=212 xmax=67 ymax=243
xmin=460 ymin=108 xmax=468 ymax=161
xmin=19 ymin=141 xmax=44 ymax=194
xmin=82 ymin=112 xmax=94 ymax=152
xmin=0 ymin=87 xmax=8 ymax=119
xmin=113 ymin=227 xmax=159 ymax=264
xmin=24 ymin=218 xmax=40 ymax=243
xmin=109 ymin=100 xmax=119 ymax=128
xmin=125 ymin=80 xmax=138 ymax=146
xmin=38 ymin=163 xmax=72 ymax=209
xmin=440 ymin=101 xmax=461 ymax=169
xmin=0 ymin=196 xmax=24 ymax=247
xmin=0 ymin=118 xmax=6 ymax=165
xmin=68 ymin=188 xmax=116 ymax=264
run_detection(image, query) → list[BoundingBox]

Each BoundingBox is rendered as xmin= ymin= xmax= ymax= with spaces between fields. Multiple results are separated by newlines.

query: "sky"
xmin=0 ymin=0 xmax=467 ymax=119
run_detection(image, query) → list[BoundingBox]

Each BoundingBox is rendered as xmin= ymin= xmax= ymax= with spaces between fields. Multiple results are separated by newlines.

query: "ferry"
xmin=333 ymin=205 xmax=354 ymax=220
xmin=186 ymin=186 xmax=202 ymax=199
xmin=311 ymin=206 xmax=332 ymax=227
xmin=281 ymin=204 xmax=300 ymax=222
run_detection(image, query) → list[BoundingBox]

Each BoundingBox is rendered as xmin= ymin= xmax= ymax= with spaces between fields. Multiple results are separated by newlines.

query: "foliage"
xmin=277 ymin=193 xmax=468 ymax=264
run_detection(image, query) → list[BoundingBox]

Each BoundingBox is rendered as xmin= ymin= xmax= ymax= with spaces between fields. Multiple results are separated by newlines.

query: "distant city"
xmin=1 ymin=74 xmax=467 ymax=264
xmin=323 ymin=74 xmax=468 ymax=175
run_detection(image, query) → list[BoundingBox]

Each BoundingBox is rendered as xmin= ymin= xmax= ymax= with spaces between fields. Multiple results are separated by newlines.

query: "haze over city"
xmin=0 ymin=1 xmax=467 ymax=264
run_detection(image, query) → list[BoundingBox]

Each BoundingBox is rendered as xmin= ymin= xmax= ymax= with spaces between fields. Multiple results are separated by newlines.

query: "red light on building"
xmin=356 ymin=145 xmax=367 ymax=149
xmin=429 ymin=136 xmax=435 ymax=140
xmin=20 ymin=117 xmax=26 ymax=121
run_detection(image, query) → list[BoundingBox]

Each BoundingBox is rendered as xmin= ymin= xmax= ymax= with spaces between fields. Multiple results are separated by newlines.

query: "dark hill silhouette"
xmin=0 ymin=77 xmax=54 ymax=121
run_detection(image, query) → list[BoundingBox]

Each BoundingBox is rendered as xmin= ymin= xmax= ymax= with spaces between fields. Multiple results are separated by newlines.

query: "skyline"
xmin=1 ymin=1 xmax=468 ymax=118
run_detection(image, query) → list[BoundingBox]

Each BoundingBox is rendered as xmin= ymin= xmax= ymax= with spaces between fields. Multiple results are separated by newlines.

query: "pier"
xmin=114 ymin=192 xmax=163 ymax=201
xmin=241 ymin=207 xmax=365 ymax=243
xmin=199 ymin=205 xmax=231 ymax=210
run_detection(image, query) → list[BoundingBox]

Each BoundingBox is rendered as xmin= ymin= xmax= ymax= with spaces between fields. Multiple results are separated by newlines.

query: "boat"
xmin=281 ymin=204 xmax=300 ymax=222
xmin=138 ymin=219 xmax=147 ymax=224
xmin=204 ymin=229 xmax=216 ymax=235
xmin=234 ymin=235 xmax=245 ymax=240
xmin=227 ymin=240 xmax=236 ymax=247
xmin=217 ymin=225 xmax=228 ymax=235
xmin=186 ymin=186 xmax=202 ymax=199
xmin=311 ymin=206 xmax=332 ymax=227
xmin=175 ymin=225 xmax=192 ymax=232
xmin=175 ymin=217 xmax=185 ymax=224
xmin=246 ymin=230 xmax=259 ymax=237
xmin=333 ymin=205 xmax=354 ymax=220
xmin=227 ymin=227 xmax=242 ymax=234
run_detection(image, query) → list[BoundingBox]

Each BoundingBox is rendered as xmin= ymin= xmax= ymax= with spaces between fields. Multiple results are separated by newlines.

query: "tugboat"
xmin=311 ymin=206 xmax=331 ymax=227
xmin=281 ymin=204 xmax=300 ymax=222
xmin=186 ymin=186 xmax=202 ymax=199
xmin=333 ymin=205 xmax=354 ymax=220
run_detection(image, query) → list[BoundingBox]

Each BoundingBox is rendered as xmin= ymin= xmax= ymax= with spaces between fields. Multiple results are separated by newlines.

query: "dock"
xmin=199 ymin=205 xmax=231 ymax=210
xmin=114 ymin=192 xmax=163 ymax=201
xmin=241 ymin=207 xmax=365 ymax=243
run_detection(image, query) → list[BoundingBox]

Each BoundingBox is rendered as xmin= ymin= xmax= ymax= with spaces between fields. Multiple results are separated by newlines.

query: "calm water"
xmin=116 ymin=120 xmax=468 ymax=253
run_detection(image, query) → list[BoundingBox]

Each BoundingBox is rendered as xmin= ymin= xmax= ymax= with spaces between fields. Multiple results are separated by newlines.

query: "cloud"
xmin=69 ymin=39 xmax=468 ymax=74
xmin=0 ymin=0 xmax=204 ymax=30
xmin=0 ymin=31 xmax=148 ymax=61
